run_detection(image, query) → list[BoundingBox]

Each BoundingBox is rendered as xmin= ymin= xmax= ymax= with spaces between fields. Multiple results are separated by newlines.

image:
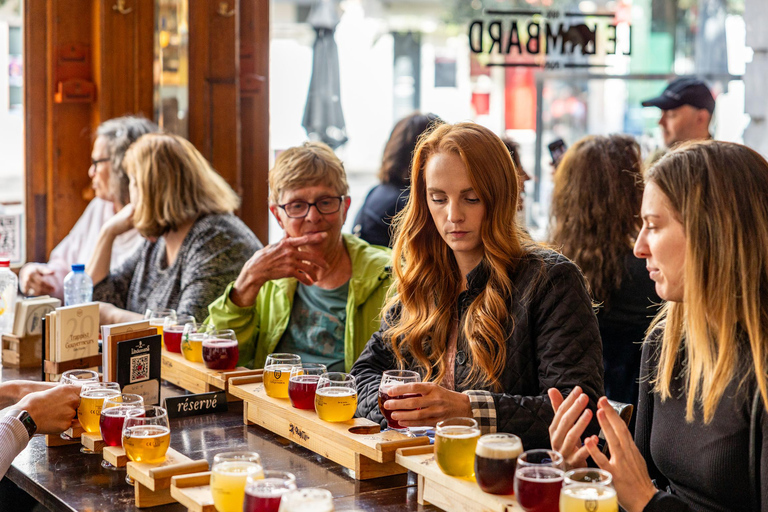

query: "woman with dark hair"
xmin=549 ymin=135 xmax=660 ymax=407
xmin=19 ymin=116 xmax=158 ymax=299
xmin=351 ymin=122 xmax=603 ymax=448
xmin=550 ymin=140 xmax=768 ymax=511
xmin=352 ymin=112 xmax=440 ymax=247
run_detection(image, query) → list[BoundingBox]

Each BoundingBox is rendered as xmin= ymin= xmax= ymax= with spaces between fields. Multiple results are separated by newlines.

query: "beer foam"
xmin=562 ymin=485 xmax=616 ymax=500
xmin=475 ymin=438 xmax=523 ymax=459
xmin=315 ymin=386 xmax=356 ymax=397
xmin=201 ymin=338 xmax=238 ymax=348
xmin=437 ymin=425 xmax=481 ymax=439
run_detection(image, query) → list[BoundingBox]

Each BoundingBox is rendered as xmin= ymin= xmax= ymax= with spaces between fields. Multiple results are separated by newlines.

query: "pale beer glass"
xmin=78 ymin=382 xmax=121 ymax=453
xmin=278 ymin=488 xmax=334 ymax=512
xmin=210 ymin=450 xmax=263 ymax=512
xmin=314 ymin=372 xmax=357 ymax=422
xmin=434 ymin=417 xmax=481 ymax=477
xmin=559 ymin=483 xmax=618 ymax=512
xmin=182 ymin=322 xmax=213 ymax=363
xmin=59 ymin=369 xmax=100 ymax=441
xmin=263 ymin=353 xmax=301 ymax=398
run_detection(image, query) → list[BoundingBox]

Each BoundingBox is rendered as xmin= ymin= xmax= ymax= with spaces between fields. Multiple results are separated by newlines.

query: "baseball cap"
xmin=641 ymin=77 xmax=715 ymax=114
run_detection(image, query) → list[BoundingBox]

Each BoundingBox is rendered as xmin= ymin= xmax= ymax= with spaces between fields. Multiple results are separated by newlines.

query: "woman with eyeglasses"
xmin=19 ymin=116 xmax=158 ymax=300
xmin=206 ymin=142 xmax=393 ymax=372
xmin=88 ymin=133 xmax=262 ymax=324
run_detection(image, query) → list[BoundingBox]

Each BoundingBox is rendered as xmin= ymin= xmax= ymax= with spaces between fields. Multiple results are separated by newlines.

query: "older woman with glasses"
xmin=206 ymin=142 xmax=393 ymax=372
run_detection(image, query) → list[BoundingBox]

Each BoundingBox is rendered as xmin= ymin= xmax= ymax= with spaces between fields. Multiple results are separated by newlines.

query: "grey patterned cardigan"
xmin=93 ymin=213 xmax=262 ymax=323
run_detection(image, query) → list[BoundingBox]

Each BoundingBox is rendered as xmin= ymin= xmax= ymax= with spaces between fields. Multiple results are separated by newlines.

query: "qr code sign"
xmin=130 ymin=354 xmax=150 ymax=383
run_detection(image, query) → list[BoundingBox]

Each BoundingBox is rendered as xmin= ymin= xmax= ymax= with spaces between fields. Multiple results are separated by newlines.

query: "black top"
xmin=352 ymin=183 xmax=409 ymax=248
xmin=598 ymin=253 xmax=661 ymax=407
xmin=351 ymin=249 xmax=605 ymax=449
xmin=637 ymin=331 xmax=768 ymax=512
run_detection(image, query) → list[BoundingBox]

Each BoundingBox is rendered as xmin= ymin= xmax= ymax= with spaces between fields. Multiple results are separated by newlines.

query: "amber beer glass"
xmin=434 ymin=417 xmax=481 ymax=477
xmin=315 ymin=372 xmax=357 ymax=422
xmin=144 ymin=307 xmax=176 ymax=343
xmin=474 ymin=433 xmax=523 ymax=494
xmin=122 ymin=406 xmax=171 ymax=464
xmin=78 ymin=382 xmax=121 ymax=454
xmin=263 ymin=353 xmax=301 ymax=398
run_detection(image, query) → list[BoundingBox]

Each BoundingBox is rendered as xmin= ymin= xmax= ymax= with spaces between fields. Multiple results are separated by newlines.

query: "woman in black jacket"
xmin=549 ymin=141 xmax=768 ymax=511
xmin=350 ymin=122 xmax=604 ymax=449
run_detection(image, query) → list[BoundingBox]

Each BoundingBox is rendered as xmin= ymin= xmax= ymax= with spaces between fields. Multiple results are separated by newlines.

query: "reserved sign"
xmin=164 ymin=391 xmax=228 ymax=419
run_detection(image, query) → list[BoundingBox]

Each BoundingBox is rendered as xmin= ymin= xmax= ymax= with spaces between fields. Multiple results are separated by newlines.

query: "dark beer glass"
xmin=474 ymin=433 xmax=523 ymax=494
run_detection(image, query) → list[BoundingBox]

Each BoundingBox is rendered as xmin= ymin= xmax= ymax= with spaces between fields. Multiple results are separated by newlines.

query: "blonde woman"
xmin=89 ymin=133 xmax=262 ymax=324
xmin=351 ymin=123 xmax=604 ymax=447
xmin=549 ymin=140 xmax=768 ymax=511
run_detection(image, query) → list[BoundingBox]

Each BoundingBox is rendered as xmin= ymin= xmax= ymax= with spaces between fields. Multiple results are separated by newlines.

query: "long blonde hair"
xmin=647 ymin=140 xmax=768 ymax=422
xmin=124 ymin=133 xmax=240 ymax=238
xmin=386 ymin=122 xmax=533 ymax=391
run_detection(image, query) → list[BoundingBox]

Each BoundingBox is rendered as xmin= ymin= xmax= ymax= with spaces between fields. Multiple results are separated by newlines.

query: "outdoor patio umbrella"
xmin=302 ymin=0 xmax=348 ymax=149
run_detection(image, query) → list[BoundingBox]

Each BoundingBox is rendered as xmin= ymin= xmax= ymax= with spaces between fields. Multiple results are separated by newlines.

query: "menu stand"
xmin=228 ymin=374 xmax=429 ymax=480
xmin=161 ymin=349 xmax=261 ymax=401
xmin=170 ymin=471 xmax=216 ymax=512
xmin=395 ymin=445 xmax=521 ymax=512
xmin=103 ymin=446 xmax=128 ymax=468
xmin=127 ymin=448 xmax=209 ymax=508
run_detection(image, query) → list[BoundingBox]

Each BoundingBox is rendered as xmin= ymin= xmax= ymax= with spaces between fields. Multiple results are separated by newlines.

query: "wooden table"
xmin=2 ymin=366 xmax=437 ymax=512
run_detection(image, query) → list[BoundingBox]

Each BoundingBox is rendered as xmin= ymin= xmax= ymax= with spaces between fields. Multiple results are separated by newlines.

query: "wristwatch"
xmin=4 ymin=409 xmax=37 ymax=439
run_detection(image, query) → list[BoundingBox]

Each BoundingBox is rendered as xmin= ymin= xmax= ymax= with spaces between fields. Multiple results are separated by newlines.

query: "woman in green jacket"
xmin=206 ymin=142 xmax=392 ymax=371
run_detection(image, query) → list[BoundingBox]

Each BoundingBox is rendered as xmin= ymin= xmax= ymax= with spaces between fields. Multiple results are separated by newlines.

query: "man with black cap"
xmin=641 ymin=77 xmax=716 ymax=148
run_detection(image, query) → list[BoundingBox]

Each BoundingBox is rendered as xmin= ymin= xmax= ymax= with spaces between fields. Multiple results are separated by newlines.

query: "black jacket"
xmin=351 ymin=249 xmax=604 ymax=449
xmin=352 ymin=183 xmax=408 ymax=248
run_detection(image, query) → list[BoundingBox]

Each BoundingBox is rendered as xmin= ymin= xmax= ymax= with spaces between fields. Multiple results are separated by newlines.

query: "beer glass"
xmin=315 ymin=372 xmax=357 ymax=422
xmin=277 ymin=488 xmax=334 ymax=512
xmin=474 ymin=433 xmax=523 ymax=494
xmin=122 ymin=406 xmax=171 ymax=484
xmin=202 ymin=329 xmax=240 ymax=370
xmin=210 ymin=450 xmax=263 ymax=512
xmin=514 ymin=449 xmax=565 ymax=512
xmin=434 ymin=417 xmax=481 ymax=477
xmin=564 ymin=468 xmax=613 ymax=487
xmin=59 ymin=369 xmax=100 ymax=441
xmin=288 ymin=363 xmax=327 ymax=410
xmin=243 ymin=470 xmax=297 ymax=512
xmin=163 ymin=314 xmax=195 ymax=353
xmin=60 ymin=369 xmax=99 ymax=386
xmin=559 ymin=483 xmax=618 ymax=512
xmin=182 ymin=322 xmax=213 ymax=363
xmin=99 ymin=393 xmax=144 ymax=469
xmin=263 ymin=353 xmax=302 ymax=398
xmin=78 ymin=382 xmax=121 ymax=453
xmin=145 ymin=307 xmax=176 ymax=342
xmin=377 ymin=369 xmax=421 ymax=432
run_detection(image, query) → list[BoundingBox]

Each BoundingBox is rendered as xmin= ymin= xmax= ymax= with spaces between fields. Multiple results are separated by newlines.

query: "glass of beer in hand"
xmin=377 ymin=370 xmax=421 ymax=432
xmin=288 ymin=363 xmax=327 ymax=410
xmin=99 ymin=393 xmax=144 ymax=469
xmin=210 ymin=450 xmax=264 ymax=512
xmin=434 ymin=417 xmax=481 ymax=478
xmin=514 ymin=449 xmax=565 ymax=512
xmin=163 ymin=314 xmax=195 ymax=353
xmin=243 ymin=470 xmax=297 ymax=512
xmin=78 ymin=382 xmax=121 ymax=453
xmin=202 ymin=329 xmax=240 ymax=371
xmin=474 ymin=433 xmax=523 ymax=494
xmin=315 ymin=372 xmax=357 ymax=422
xmin=278 ymin=488 xmax=334 ymax=512
xmin=263 ymin=353 xmax=302 ymax=398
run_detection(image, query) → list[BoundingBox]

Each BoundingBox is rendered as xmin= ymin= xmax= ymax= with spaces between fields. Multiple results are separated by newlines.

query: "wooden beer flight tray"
xmin=161 ymin=349 xmax=262 ymax=400
xmin=229 ymin=372 xmax=430 ymax=480
xmin=127 ymin=447 xmax=209 ymax=508
xmin=396 ymin=445 xmax=522 ymax=512
xmin=170 ymin=471 xmax=216 ymax=512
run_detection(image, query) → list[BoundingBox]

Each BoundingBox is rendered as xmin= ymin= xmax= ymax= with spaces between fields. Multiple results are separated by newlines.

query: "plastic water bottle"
xmin=0 ymin=258 xmax=17 ymax=335
xmin=63 ymin=264 xmax=93 ymax=306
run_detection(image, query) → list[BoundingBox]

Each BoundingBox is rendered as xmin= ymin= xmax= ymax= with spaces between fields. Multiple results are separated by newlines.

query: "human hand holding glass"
xmin=379 ymin=381 xmax=471 ymax=428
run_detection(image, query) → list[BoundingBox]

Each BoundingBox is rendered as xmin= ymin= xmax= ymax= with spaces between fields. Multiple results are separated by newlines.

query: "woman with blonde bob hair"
xmin=89 ymin=133 xmax=262 ymax=324
xmin=351 ymin=122 xmax=604 ymax=447
xmin=549 ymin=140 xmax=768 ymax=511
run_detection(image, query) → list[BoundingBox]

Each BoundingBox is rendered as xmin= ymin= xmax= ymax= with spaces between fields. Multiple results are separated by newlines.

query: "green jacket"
xmin=205 ymin=234 xmax=392 ymax=371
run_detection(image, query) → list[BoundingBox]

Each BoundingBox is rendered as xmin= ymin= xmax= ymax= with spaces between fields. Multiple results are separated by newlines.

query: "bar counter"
xmin=2 ymin=366 xmax=437 ymax=512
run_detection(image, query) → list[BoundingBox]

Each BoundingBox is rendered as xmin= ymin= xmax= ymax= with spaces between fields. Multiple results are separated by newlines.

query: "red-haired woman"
xmin=351 ymin=122 xmax=604 ymax=447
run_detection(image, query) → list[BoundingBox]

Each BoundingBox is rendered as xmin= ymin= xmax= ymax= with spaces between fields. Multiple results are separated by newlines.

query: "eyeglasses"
xmin=277 ymin=196 xmax=344 ymax=218
xmin=91 ymin=157 xmax=110 ymax=167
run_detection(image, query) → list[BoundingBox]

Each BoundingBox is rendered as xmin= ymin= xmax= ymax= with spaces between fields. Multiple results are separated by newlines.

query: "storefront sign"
xmin=469 ymin=8 xmax=631 ymax=69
